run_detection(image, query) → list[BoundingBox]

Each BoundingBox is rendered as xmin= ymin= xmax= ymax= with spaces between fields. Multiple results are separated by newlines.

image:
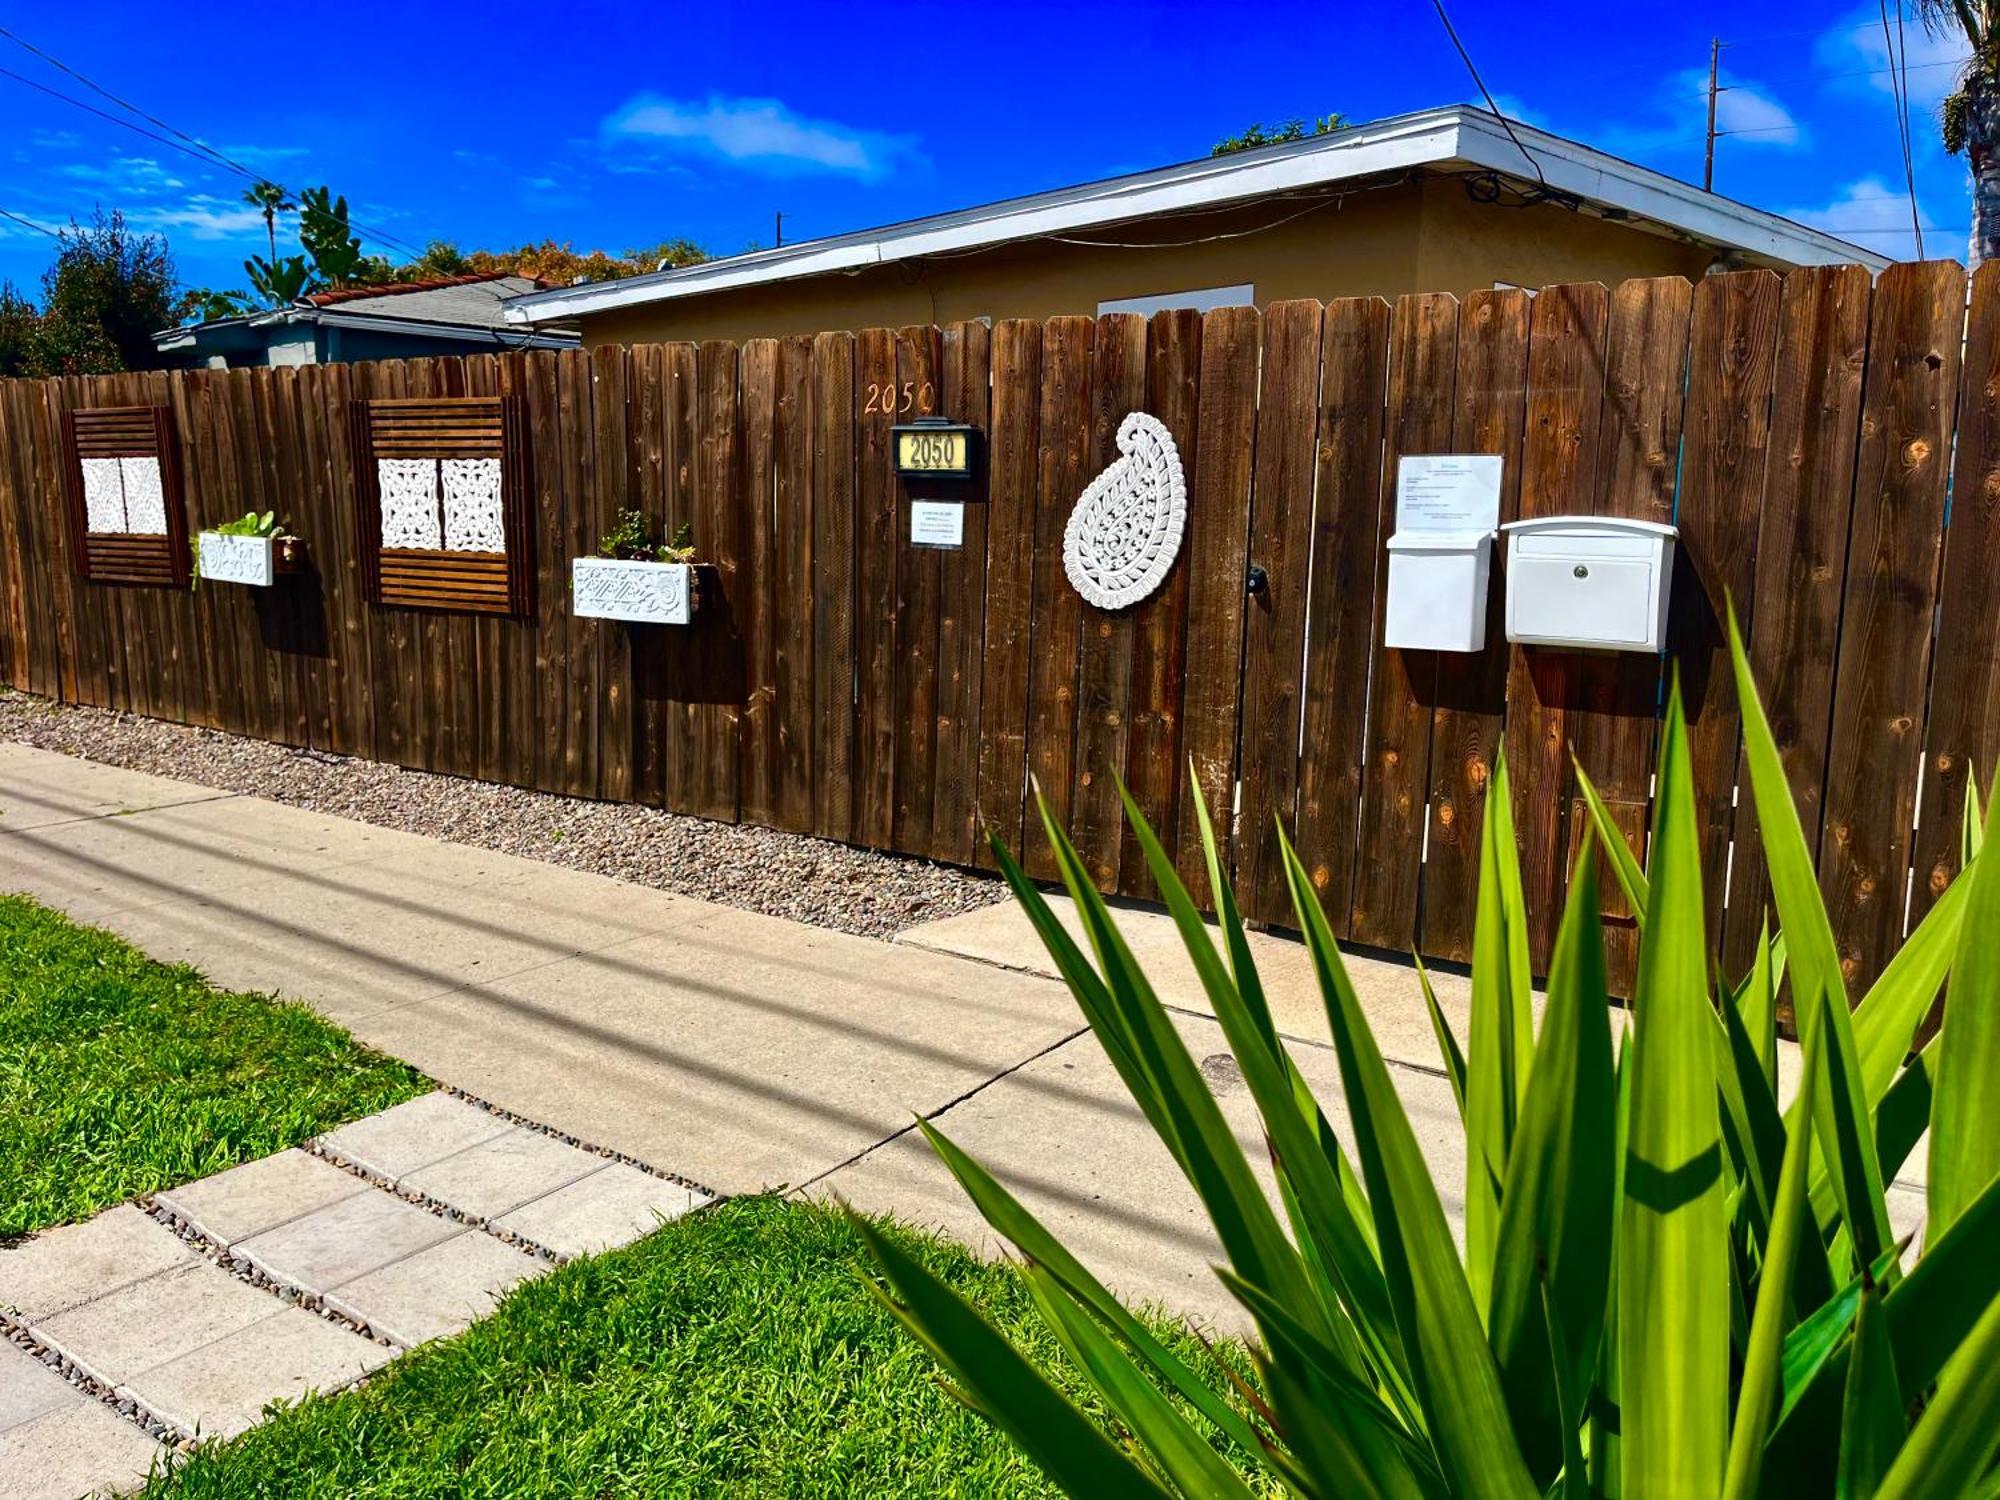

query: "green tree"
xmin=1929 ymin=2 xmax=2000 ymax=263
xmin=0 ymin=281 xmax=37 ymax=378
xmin=244 ymin=254 xmax=313 ymax=306
xmin=30 ymin=209 xmax=175 ymax=374
xmin=393 ymin=237 xmax=708 ymax=285
xmin=241 ymin=180 xmax=295 ymax=264
xmin=1211 ymin=113 xmax=1345 ymax=156
xmin=297 ymin=186 xmax=391 ymax=289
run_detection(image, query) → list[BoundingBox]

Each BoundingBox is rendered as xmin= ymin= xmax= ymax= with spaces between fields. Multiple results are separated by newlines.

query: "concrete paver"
xmin=401 ymin=1128 xmax=608 ymax=1222
xmin=0 ymin=1397 xmax=165 ymax=1499
xmin=316 ymin=1092 xmax=513 ymax=1183
xmin=0 ymin=1339 xmax=80 ymax=1432
xmin=34 ymin=1262 xmax=280 ymax=1389
xmin=153 ymin=1150 xmax=367 ymax=1250
xmin=490 ymin=1164 xmax=708 ymax=1259
xmin=118 ymin=1306 xmax=394 ymax=1441
xmin=233 ymin=1192 xmax=460 ymax=1295
xmin=0 ymin=741 xmax=230 ymax=832
xmin=0 ymin=1207 xmax=196 ymax=1323
xmin=323 ymin=1232 xmax=544 ymax=1348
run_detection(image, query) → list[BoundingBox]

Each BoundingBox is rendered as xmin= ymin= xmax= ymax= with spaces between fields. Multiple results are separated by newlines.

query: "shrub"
xmin=857 ymin=611 xmax=2000 ymax=1498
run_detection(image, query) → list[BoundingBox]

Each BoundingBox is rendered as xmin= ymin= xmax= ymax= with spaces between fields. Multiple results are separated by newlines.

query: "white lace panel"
xmin=440 ymin=458 xmax=504 ymax=554
xmin=80 ymin=458 xmax=127 ymax=533
xmin=378 ymin=459 xmax=442 ymax=550
xmin=118 ymin=457 xmax=167 ymax=535
xmin=1061 ymin=412 xmax=1188 ymax=611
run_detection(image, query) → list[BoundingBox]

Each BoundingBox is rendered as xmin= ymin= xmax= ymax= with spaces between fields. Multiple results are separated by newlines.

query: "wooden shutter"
xmin=352 ymin=397 xmax=533 ymax=615
xmin=58 ymin=406 xmax=189 ymax=587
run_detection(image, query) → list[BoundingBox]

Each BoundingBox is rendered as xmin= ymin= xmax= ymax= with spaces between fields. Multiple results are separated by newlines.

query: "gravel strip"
xmin=1 ymin=1317 xmax=185 ymax=1448
xmin=0 ymin=691 xmax=1006 ymax=939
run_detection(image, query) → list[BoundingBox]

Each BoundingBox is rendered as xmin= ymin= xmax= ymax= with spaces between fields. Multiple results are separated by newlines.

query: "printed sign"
xmin=571 ymin=557 xmax=693 ymax=624
xmin=197 ymin=532 xmax=275 ymax=588
xmin=1396 ymin=455 xmax=1504 ymax=535
xmin=909 ymin=500 xmax=965 ymax=549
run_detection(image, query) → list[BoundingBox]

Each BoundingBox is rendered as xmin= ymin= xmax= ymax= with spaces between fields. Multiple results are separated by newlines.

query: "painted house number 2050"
xmin=863 ymin=380 xmax=936 ymax=416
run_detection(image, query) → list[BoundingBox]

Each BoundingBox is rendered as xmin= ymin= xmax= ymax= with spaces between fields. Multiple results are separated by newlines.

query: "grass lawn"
xmin=143 ymin=1195 xmax=1264 ymax=1499
xmin=0 ymin=893 xmax=429 ymax=1240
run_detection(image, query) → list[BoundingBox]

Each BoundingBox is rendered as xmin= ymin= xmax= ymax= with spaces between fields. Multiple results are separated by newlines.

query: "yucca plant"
xmin=855 ymin=611 xmax=2000 ymax=1498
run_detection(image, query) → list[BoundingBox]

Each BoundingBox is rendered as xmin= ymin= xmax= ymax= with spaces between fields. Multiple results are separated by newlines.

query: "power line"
xmin=0 ymin=31 xmax=431 ymax=262
xmin=1429 ymin=0 xmax=1550 ymax=189
xmin=1879 ymin=0 xmax=1927 ymax=258
xmin=0 ymin=204 xmax=63 ymax=240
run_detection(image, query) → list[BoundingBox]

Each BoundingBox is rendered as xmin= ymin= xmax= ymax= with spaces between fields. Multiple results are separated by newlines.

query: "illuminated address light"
xmin=891 ymin=417 xmax=979 ymax=481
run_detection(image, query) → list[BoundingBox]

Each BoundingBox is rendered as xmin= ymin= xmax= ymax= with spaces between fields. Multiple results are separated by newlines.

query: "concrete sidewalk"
xmin=0 ymin=743 xmax=1924 ymax=1331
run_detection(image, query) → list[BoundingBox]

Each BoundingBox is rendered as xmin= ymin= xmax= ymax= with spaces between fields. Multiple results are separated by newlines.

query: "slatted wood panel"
xmin=58 ymin=405 xmax=188 ymax=587
xmin=3 ymin=263 xmax=1997 ymax=1008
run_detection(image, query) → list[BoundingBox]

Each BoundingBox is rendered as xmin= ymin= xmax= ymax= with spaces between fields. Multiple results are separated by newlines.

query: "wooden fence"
xmin=1 ymin=259 xmax=1995 ymax=996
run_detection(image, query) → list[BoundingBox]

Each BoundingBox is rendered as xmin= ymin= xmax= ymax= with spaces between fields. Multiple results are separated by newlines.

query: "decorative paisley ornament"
xmin=1062 ymin=412 xmax=1187 ymax=610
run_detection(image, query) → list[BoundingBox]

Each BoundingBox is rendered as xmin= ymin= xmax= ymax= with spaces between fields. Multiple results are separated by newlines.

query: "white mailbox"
xmin=1503 ymin=516 xmax=1676 ymax=653
xmin=1384 ymin=531 xmax=1494 ymax=652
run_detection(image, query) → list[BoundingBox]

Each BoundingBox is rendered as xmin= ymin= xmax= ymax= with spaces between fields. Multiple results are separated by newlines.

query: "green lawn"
xmin=0 ymin=893 xmax=429 ymax=1240
xmin=142 ymin=1195 xmax=1261 ymax=1499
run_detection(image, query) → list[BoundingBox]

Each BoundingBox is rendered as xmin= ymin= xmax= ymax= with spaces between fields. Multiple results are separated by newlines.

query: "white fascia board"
xmin=1447 ymin=113 xmax=1889 ymax=270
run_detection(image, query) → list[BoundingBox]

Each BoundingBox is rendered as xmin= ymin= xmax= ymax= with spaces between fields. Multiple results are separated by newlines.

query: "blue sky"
xmin=0 ymin=0 xmax=1975 ymax=298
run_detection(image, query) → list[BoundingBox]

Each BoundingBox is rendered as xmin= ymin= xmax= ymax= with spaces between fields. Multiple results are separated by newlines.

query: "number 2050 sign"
xmin=891 ymin=420 xmax=978 ymax=481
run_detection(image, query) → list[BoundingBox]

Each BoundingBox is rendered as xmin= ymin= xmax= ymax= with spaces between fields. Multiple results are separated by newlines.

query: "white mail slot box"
xmin=1503 ymin=516 xmax=1676 ymax=653
xmin=1384 ymin=530 xmax=1494 ymax=653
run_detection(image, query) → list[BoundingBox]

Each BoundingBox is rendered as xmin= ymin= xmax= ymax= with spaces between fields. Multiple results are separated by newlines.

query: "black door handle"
xmin=1246 ymin=564 xmax=1268 ymax=596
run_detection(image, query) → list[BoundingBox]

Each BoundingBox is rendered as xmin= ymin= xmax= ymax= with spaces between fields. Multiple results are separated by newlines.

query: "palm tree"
xmin=241 ymin=181 xmax=295 ymax=265
xmin=1928 ymin=0 xmax=2000 ymax=263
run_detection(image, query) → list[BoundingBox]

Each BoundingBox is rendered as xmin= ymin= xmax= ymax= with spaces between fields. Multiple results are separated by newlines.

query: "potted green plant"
xmin=194 ymin=511 xmax=303 ymax=588
xmin=571 ymin=509 xmax=705 ymax=624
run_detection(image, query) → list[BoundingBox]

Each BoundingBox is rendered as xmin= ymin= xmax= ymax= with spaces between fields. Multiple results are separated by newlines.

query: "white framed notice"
xmin=909 ymin=500 xmax=965 ymax=549
xmin=1395 ymin=455 xmax=1504 ymax=535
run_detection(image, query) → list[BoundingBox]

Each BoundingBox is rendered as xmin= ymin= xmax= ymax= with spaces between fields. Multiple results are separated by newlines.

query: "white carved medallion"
xmin=571 ymin=558 xmax=692 ymax=624
xmin=378 ymin=459 xmax=442 ymax=550
xmin=1061 ymin=412 xmax=1187 ymax=611
xmin=118 ymin=457 xmax=167 ymax=535
xmin=441 ymin=458 xmax=505 ymax=553
xmin=80 ymin=458 xmax=127 ymax=533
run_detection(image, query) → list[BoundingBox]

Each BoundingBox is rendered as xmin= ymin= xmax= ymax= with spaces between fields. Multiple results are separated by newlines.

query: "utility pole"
xmin=774 ymin=211 xmax=784 ymax=248
xmin=1704 ymin=37 xmax=1727 ymax=192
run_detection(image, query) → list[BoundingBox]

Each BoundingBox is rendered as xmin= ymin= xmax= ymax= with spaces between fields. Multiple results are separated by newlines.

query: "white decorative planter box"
xmin=571 ymin=557 xmax=697 ymax=624
xmin=198 ymin=531 xmax=280 ymax=587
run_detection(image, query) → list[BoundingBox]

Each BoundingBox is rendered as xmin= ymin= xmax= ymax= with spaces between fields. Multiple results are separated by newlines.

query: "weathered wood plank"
xmin=975 ymin=319 xmax=1042 ymax=868
xmin=1297 ymin=297 xmax=1391 ymax=938
xmin=1669 ymin=270 xmax=1782 ymax=958
xmin=771 ymin=334 xmax=816 ymax=834
xmin=853 ymin=327 xmax=899 ymax=848
xmin=737 ymin=338 xmax=780 ymax=828
xmin=1913 ymin=261 xmax=2000 ymax=925
xmin=1022 ymin=315 xmax=1095 ymax=882
xmin=931 ymin=319 xmax=992 ymax=866
xmin=1722 ymin=264 xmax=1872 ymax=976
xmin=810 ymin=331 xmax=857 ymax=842
xmin=1069 ymin=312 xmax=1148 ymax=891
xmin=1174 ymin=306 xmax=1259 ymax=901
xmin=1350 ymin=292 xmax=1456 ymax=950
xmin=1419 ymin=286 xmax=1529 ymax=963
xmin=1503 ymin=283 xmax=1610 ymax=968
xmin=1819 ymin=259 xmax=1963 ymax=991
xmin=1119 ymin=308 xmax=1202 ymax=898
xmin=892 ymin=326 xmax=942 ymax=857
xmin=689 ymin=340 xmax=744 ymax=820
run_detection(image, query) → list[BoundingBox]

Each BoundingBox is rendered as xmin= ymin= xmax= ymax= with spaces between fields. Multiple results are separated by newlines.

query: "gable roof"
xmin=155 ymin=273 xmax=577 ymax=356
xmin=506 ymin=105 xmax=1888 ymax=327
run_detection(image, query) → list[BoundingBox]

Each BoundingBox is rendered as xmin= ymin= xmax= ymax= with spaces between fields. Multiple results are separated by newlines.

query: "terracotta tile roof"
xmin=304 ymin=272 xmax=542 ymax=307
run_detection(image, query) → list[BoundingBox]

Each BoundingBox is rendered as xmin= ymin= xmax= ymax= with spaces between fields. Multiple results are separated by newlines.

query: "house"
xmin=504 ymin=106 xmax=1887 ymax=347
xmin=155 ymin=273 xmax=579 ymax=369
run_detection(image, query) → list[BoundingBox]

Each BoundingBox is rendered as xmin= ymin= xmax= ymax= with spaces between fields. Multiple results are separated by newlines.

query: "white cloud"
xmin=1707 ymin=73 xmax=1804 ymax=147
xmin=1817 ymin=9 xmax=1970 ymax=109
xmin=1598 ymin=68 xmax=1806 ymax=159
xmin=1778 ymin=174 xmax=1957 ymax=260
xmin=127 ymin=195 xmax=267 ymax=242
xmin=603 ymin=93 xmax=922 ymax=179
xmin=220 ymin=143 xmax=308 ymax=167
xmin=1480 ymin=94 xmax=1547 ymax=128
xmin=56 ymin=156 xmax=187 ymax=195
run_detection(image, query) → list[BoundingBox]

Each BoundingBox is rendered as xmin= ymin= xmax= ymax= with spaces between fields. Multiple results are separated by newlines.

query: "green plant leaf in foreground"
xmin=1618 ymin=676 xmax=1728 ymax=1499
xmin=1928 ymin=750 xmax=2000 ymax=1239
xmin=851 ymin=1214 xmax=1172 ymax=1498
xmin=1872 ymin=1288 xmax=2000 ymax=1500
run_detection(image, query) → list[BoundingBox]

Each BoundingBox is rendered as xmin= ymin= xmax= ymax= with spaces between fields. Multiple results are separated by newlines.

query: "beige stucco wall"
xmin=578 ymin=174 xmax=1718 ymax=348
